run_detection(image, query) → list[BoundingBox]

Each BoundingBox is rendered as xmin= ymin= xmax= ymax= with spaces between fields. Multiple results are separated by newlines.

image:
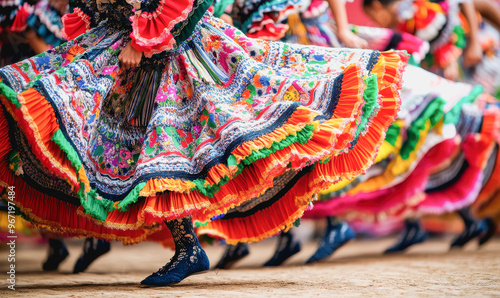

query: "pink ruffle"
xmin=304 ymin=138 xmax=458 ymax=219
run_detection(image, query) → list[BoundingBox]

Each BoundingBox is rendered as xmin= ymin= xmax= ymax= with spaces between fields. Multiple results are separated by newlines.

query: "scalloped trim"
xmin=130 ymin=0 xmax=196 ymax=54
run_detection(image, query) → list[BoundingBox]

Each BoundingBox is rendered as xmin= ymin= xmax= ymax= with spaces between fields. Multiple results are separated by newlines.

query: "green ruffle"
xmin=399 ymin=84 xmax=483 ymax=161
xmin=352 ymin=75 xmax=379 ymax=142
xmin=453 ymin=26 xmax=466 ymax=49
xmin=385 ymin=123 xmax=401 ymax=147
xmin=213 ymin=0 xmax=234 ymax=18
xmin=51 ymin=129 xmax=83 ymax=170
xmin=400 ymin=97 xmax=445 ymax=160
xmin=443 ymin=85 xmax=483 ymax=125
xmin=0 ymin=82 xmax=20 ymax=108
xmin=173 ymin=0 xmax=213 ymax=44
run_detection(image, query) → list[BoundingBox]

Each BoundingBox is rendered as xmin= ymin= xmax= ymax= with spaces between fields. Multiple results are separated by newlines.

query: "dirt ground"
xmin=1 ymin=234 xmax=499 ymax=297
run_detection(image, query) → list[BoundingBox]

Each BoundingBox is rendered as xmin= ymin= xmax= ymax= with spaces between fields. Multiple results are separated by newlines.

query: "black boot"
xmin=306 ymin=218 xmax=355 ymax=264
xmin=43 ymin=238 xmax=69 ymax=271
xmin=263 ymin=230 xmax=301 ymax=267
xmin=73 ymin=238 xmax=111 ymax=273
xmin=450 ymin=207 xmax=488 ymax=249
xmin=215 ymin=243 xmax=250 ymax=269
xmin=479 ymin=218 xmax=496 ymax=246
xmin=385 ymin=219 xmax=428 ymax=254
xmin=141 ymin=217 xmax=210 ymax=286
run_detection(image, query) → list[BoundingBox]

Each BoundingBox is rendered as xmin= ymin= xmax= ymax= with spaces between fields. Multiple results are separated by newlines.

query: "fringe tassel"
xmin=185 ymin=40 xmax=230 ymax=85
xmin=192 ymin=41 xmax=230 ymax=85
xmin=123 ymin=63 xmax=164 ymax=127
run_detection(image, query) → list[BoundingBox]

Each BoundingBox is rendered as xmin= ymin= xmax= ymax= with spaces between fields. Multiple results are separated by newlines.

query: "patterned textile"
xmin=0 ymin=0 xmax=407 ymax=244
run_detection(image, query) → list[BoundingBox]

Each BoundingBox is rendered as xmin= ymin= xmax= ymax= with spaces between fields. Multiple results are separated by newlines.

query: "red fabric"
xmin=61 ymin=8 xmax=91 ymax=41
xmin=247 ymin=15 xmax=289 ymax=41
xmin=9 ymin=3 xmax=32 ymax=33
xmin=130 ymin=0 xmax=195 ymax=56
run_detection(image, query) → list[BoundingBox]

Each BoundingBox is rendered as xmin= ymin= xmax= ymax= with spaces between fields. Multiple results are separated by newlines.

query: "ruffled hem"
xmin=301 ymin=0 xmax=329 ymax=20
xmin=7 ymin=2 xmax=32 ymax=33
xmin=130 ymin=0 xmax=196 ymax=55
xmin=304 ymin=137 xmax=458 ymax=220
xmin=27 ymin=1 xmax=64 ymax=45
xmin=472 ymin=143 xmax=500 ymax=213
xmin=195 ymin=51 xmax=407 ymax=241
xmin=246 ymin=15 xmax=289 ymax=41
xmin=61 ymin=8 xmax=91 ymax=41
xmin=0 ymin=61 xmax=376 ymax=226
xmin=420 ymin=107 xmax=500 ymax=214
xmin=238 ymin=0 xmax=304 ymax=34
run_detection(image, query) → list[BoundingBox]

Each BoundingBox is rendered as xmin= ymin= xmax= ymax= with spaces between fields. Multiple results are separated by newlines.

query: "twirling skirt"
xmin=0 ymin=14 xmax=407 ymax=245
xmin=306 ymin=65 xmax=500 ymax=222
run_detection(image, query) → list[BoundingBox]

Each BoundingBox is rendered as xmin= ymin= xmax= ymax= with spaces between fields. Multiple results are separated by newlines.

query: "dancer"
xmin=0 ymin=0 xmax=407 ymax=286
xmin=0 ymin=0 xmax=112 ymax=273
xmin=307 ymin=65 xmax=499 ymax=255
xmin=362 ymin=0 xmax=500 ymax=96
xmin=213 ymin=0 xmax=427 ymax=268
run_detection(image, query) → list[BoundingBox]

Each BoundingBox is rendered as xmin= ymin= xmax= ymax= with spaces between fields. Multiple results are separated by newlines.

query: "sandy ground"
xmin=1 ymin=235 xmax=499 ymax=297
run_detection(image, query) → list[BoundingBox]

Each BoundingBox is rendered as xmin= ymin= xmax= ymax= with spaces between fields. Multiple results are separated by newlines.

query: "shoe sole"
xmin=479 ymin=218 xmax=496 ymax=246
xmin=140 ymin=270 xmax=209 ymax=288
xmin=305 ymin=238 xmax=352 ymax=264
xmin=215 ymin=253 xmax=250 ymax=270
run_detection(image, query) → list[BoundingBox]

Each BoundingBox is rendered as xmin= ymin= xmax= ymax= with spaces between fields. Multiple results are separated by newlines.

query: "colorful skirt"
xmin=26 ymin=0 xmax=66 ymax=48
xmin=0 ymin=14 xmax=406 ymax=245
xmin=231 ymin=0 xmax=307 ymax=40
xmin=305 ymin=65 xmax=499 ymax=222
xmin=283 ymin=7 xmax=429 ymax=65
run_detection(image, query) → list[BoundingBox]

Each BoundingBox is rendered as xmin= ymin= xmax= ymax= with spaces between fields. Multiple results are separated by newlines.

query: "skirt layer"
xmin=0 ymin=15 xmax=407 ymax=243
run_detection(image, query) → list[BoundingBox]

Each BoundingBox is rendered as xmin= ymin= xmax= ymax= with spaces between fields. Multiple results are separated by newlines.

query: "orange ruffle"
xmin=0 ymin=88 xmax=79 ymax=187
xmin=196 ymin=52 xmax=407 ymax=242
xmin=313 ymin=51 xmax=406 ymax=188
xmin=1 ymin=50 xmax=406 ymax=244
xmin=197 ymin=171 xmax=313 ymax=244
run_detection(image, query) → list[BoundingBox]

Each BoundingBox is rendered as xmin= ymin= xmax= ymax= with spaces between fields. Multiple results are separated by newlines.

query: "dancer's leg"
xmin=263 ymin=229 xmax=301 ymax=267
xmin=215 ymin=243 xmax=250 ymax=270
xmin=42 ymin=238 xmax=69 ymax=271
xmin=385 ymin=218 xmax=428 ymax=254
xmin=305 ymin=217 xmax=355 ymax=264
xmin=73 ymin=238 xmax=111 ymax=273
xmin=141 ymin=217 xmax=210 ymax=286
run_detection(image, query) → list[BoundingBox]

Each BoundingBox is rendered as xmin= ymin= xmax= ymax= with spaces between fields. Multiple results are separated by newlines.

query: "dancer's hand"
xmin=220 ymin=13 xmax=233 ymax=25
xmin=443 ymin=60 xmax=459 ymax=81
xmin=337 ymin=29 xmax=368 ymax=49
xmin=119 ymin=42 xmax=143 ymax=69
xmin=464 ymin=39 xmax=483 ymax=68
